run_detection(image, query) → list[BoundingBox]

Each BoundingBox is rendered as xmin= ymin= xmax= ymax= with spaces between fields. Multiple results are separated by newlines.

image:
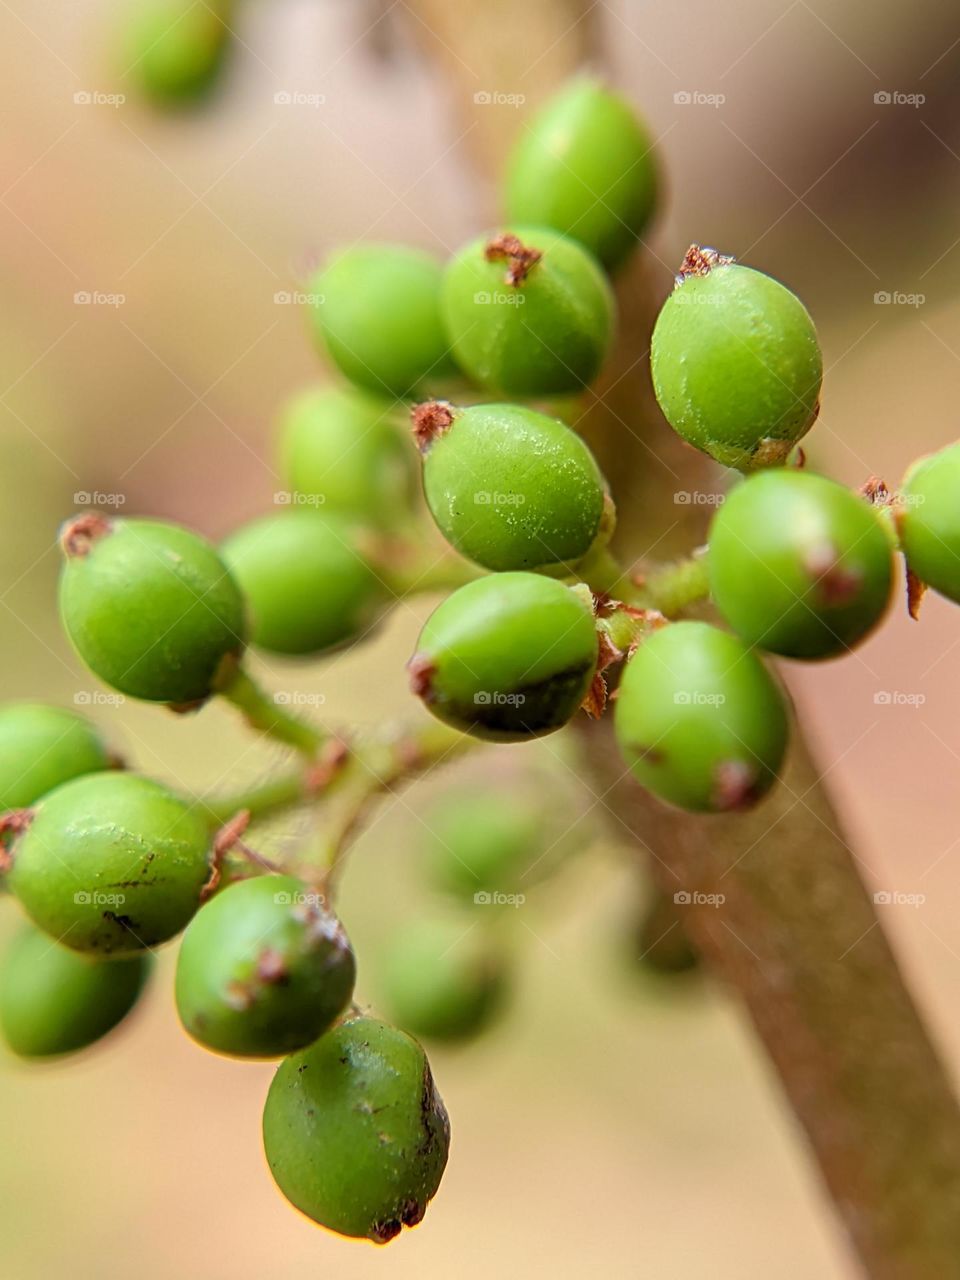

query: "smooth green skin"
xmin=899 ymin=442 xmax=960 ymax=604
xmin=221 ymin=511 xmax=385 ymax=657
xmin=59 ymin=518 xmax=246 ymax=705
xmin=175 ymin=874 xmax=355 ymax=1059
xmin=126 ymin=0 xmax=233 ymax=105
xmin=6 ymin=773 xmax=212 ymax=956
xmin=503 ymin=78 xmax=658 ymax=271
xmin=379 ymin=920 xmax=507 ymax=1044
xmin=263 ymin=1017 xmax=450 ymax=1243
xmin=309 ymin=246 xmax=451 ymax=397
xmin=0 ymin=704 xmax=113 ymax=811
xmin=422 ymin=403 xmax=608 ymax=571
xmin=651 ymin=264 xmax=822 ymax=470
xmin=614 ymin=622 xmax=789 ymax=813
xmin=708 ymin=470 xmax=893 ymax=659
xmin=441 ymin=226 xmax=615 ymax=396
xmin=425 ymin=788 xmax=546 ymax=898
xmin=412 ymin=573 xmax=598 ymax=741
xmin=0 ymin=924 xmax=150 ymax=1058
xmin=278 ymin=385 xmax=415 ymax=530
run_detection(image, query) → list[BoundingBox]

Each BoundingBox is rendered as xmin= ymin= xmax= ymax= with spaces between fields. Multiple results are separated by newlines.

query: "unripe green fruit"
xmin=614 ymin=621 xmax=789 ymax=813
xmin=5 ymin=773 xmax=211 ymax=956
xmin=175 ymin=874 xmax=355 ymax=1059
xmin=898 ymin=441 xmax=960 ymax=604
xmin=278 ymin=385 xmax=415 ymax=530
xmin=409 ymin=573 xmax=598 ymax=741
xmin=0 ymin=924 xmax=150 ymax=1058
xmin=708 ymin=470 xmax=893 ymax=658
xmin=503 ymin=78 xmax=658 ymax=271
xmin=308 ymin=245 xmax=450 ymax=397
xmin=441 ymin=227 xmax=615 ymax=395
xmin=425 ymin=787 xmax=546 ymax=898
xmin=0 ymin=704 xmax=114 ymax=810
xmin=379 ymin=919 xmax=507 ymax=1043
xmin=221 ymin=511 xmax=385 ymax=657
xmin=651 ymin=247 xmax=822 ymax=470
xmin=59 ymin=516 xmax=246 ymax=705
xmin=125 ymin=0 xmax=233 ymax=106
xmin=263 ymin=1017 xmax=450 ymax=1243
xmin=415 ymin=401 xmax=611 ymax=571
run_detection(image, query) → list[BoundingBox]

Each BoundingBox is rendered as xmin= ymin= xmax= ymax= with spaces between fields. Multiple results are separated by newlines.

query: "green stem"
xmin=200 ymin=768 xmax=316 ymax=830
xmin=637 ymin=552 xmax=711 ymax=615
xmin=215 ymin=662 xmax=326 ymax=758
xmin=375 ymin=544 xmax=483 ymax=597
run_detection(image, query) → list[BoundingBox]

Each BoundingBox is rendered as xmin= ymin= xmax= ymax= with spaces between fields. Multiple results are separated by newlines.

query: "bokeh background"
xmin=1 ymin=1 xmax=959 ymax=1275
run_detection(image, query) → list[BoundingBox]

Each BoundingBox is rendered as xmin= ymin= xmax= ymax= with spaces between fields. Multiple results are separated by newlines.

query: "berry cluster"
xmin=4 ymin=75 xmax=960 ymax=1248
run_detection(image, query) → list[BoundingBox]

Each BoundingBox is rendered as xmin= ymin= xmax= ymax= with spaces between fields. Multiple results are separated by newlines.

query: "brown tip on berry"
xmin=484 ymin=233 xmax=543 ymax=286
xmin=407 ymin=653 xmax=437 ymax=701
xmin=906 ymin=565 xmax=927 ymax=621
xmin=411 ymin=401 xmax=455 ymax=454
xmin=859 ymin=475 xmax=891 ymax=506
xmin=0 ymin=809 xmax=33 ymax=870
xmin=675 ymin=244 xmax=735 ymax=286
xmin=749 ymin=437 xmax=793 ymax=468
xmin=804 ymin=542 xmax=863 ymax=606
xmin=256 ymin=947 xmax=289 ymax=984
xmin=712 ymin=760 xmax=760 ymax=812
xmin=60 ymin=513 xmax=112 ymax=559
xmin=581 ymin=671 xmax=608 ymax=719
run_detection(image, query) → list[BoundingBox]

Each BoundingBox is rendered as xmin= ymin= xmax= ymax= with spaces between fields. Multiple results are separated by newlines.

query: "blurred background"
xmin=1 ymin=1 xmax=959 ymax=1275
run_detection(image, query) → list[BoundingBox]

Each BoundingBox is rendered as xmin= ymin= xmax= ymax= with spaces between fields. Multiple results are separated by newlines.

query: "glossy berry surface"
xmin=308 ymin=245 xmax=450 ymax=397
xmin=409 ymin=573 xmax=598 ymax=741
xmin=278 ymin=385 xmax=415 ymax=530
xmin=416 ymin=401 xmax=610 ymax=571
xmin=898 ymin=441 xmax=960 ymax=604
xmin=262 ymin=1017 xmax=450 ymax=1243
xmin=651 ymin=249 xmax=822 ymax=470
xmin=708 ymin=470 xmax=893 ymax=659
xmin=614 ymin=621 xmax=789 ymax=813
xmin=221 ymin=511 xmax=385 ymax=656
xmin=424 ymin=786 xmax=548 ymax=898
xmin=59 ymin=516 xmax=246 ymax=705
xmin=5 ymin=772 xmax=211 ymax=955
xmin=0 ymin=923 xmax=150 ymax=1058
xmin=441 ymin=227 xmax=615 ymax=396
xmin=0 ymin=703 xmax=114 ymax=810
xmin=503 ymin=78 xmax=658 ymax=271
xmin=125 ymin=0 xmax=233 ymax=106
xmin=175 ymin=873 xmax=355 ymax=1059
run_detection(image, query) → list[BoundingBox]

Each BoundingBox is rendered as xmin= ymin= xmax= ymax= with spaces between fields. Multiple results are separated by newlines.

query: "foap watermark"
xmin=74 ymin=490 xmax=126 ymax=508
xmin=74 ymin=89 xmax=125 ymax=108
xmin=275 ymin=290 xmax=324 ymax=306
xmin=474 ymin=691 xmax=525 ymax=707
xmin=274 ymin=90 xmax=326 ymax=108
xmin=674 ymin=890 xmax=725 ymax=907
xmin=74 ymin=890 xmax=126 ymax=907
xmin=474 ymin=490 xmax=525 ymax=506
xmin=874 ymin=290 xmax=925 ymax=308
xmin=274 ymin=888 xmax=325 ymax=908
xmin=674 ymin=691 xmax=726 ymax=706
xmin=473 ymin=890 xmax=526 ymax=907
xmin=274 ymin=490 xmax=325 ymax=507
xmin=473 ymin=90 xmax=525 ymax=108
xmin=874 ymin=90 xmax=925 ymax=108
xmin=274 ymin=691 xmax=326 ymax=708
xmin=74 ymin=291 xmax=125 ymax=308
xmin=74 ymin=690 xmax=125 ymax=707
xmin=873 ymin=690 xmax=926 ymax=707
xmin=674 ymin=90 xmax=725 ymax=109
xmin=874 ymin=890 xmax=926 ymax=907
xmin=473 ymin=290 xmax=525 ymax=307
xmin=674 ymin=490 xmax=724 ymax=506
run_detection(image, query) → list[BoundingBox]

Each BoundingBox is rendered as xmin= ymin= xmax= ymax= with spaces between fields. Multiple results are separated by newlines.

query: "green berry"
xmin=614 ymin=621 xmax=789 ymax=813
xmin=125 ymin=0 xmax=233 ymax=106
xmin=0 ymin=923 xmax=150 ymax=1058
xmin=5 ymin=773 xmax=211 ymax=956
xmin=409 ymin=573 xmax=598 ymax=741
xmin=59 ymin=515 xmax=246 ymax=705
xmin=651 ymin=246 xmax=823 ymax=470
xmin=424 ymin=786 xmax=548 ymax=898
xmin=0 ymin=704 xmax=115 ymax=811
xmin=898 ymin=441 xmax=960 ymax=604
xmin=262 ymin=1017 xmax=449 ymax=1243
xmin=414 ymin=401 xmax=611 ymax=571
xmin=379 ymin=919 xmax=507 ymax=1044
xmin=221 ymin=511 xmax=385 ymax=657
xmin=175 ymin=874 xmax=355 ymax=1059
xmin=503 ymin=78 xmax=658 ymax=271
xmin=708 ymin=470 xmax=893 ymax=658
xmin=308 ymin=245 xmax=451 ymax=397
xmin=278 ymin=385 xmax=415 ymax=530
xmin=441 ymin=227 xmax=615 ymax=396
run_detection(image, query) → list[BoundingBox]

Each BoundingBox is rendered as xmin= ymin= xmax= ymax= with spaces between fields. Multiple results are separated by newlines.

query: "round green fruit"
xmin=409 ymin=573 xmax=598 ymax=741
xmin=614 ymin=621 xmax=789 ymax=813
xmin=0 ymin=923 xmax=150 ymax=1058
xmin=221 ymin=511 xmax=385 ymax=657
xmin=503 ymin=78 xmax=658 ymax=271
xmin=708 ymin=470 xmax=893 ymax=658
xmin=59 ymin=515 xmax=246 ymax=705
xmin=175 ymin=874 xmax=355 ymax=1059
xmin=125 ymin=0 xmax=233 ymax=106
xmin=263 ymin=1017 xmax=450 ymax=1243
xmin=5 ymin=772 xmax=211 ymax=955
xmin=424 ymin=786 xmax=547 ymax=898
xmin=441 ymin=226 xmax=615 ymax=395
xmin=898 ymin=441 xmax=960 ymax=604
xmin=308 ymin=245 xmax=451 ymax=397
xmin=0 ymin=704 xmax=115 ymax=811
xmin=651 ymin=246 xmax=822 ymax=470
xmin=278 ymin=385 xmax=415 ymax=530
xmin=414 ymin=400 xmax=611 ymax=571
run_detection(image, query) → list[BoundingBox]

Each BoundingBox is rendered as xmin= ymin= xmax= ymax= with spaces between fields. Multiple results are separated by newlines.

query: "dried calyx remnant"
xmin=485 ymin=233 xmax=543 ymax=286
xmin=60 ymin=513 xmax=112 ymax=558
xmin=674 ymin=243 xmax=735 ymax=287
xmin=411 ymin=401 xmax=455 ymax=454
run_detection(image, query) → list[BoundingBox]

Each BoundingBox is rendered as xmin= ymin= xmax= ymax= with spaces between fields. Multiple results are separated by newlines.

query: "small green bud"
xmin=124 ymin=0 xmax=234 ymax=106
xmin=0 ymin=704 xmax=115 ymax=810
xmin=898 ymin=441 xmax=960 ymax=605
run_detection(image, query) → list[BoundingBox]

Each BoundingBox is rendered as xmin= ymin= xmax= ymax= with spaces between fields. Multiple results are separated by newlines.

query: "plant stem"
xmin=200 ymin=769 xmax=317 ymax=830
xmin=635 ymin=552 xmax=711 ymax=615
xmin=215 ymin=661 xmax=326 ymax=758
